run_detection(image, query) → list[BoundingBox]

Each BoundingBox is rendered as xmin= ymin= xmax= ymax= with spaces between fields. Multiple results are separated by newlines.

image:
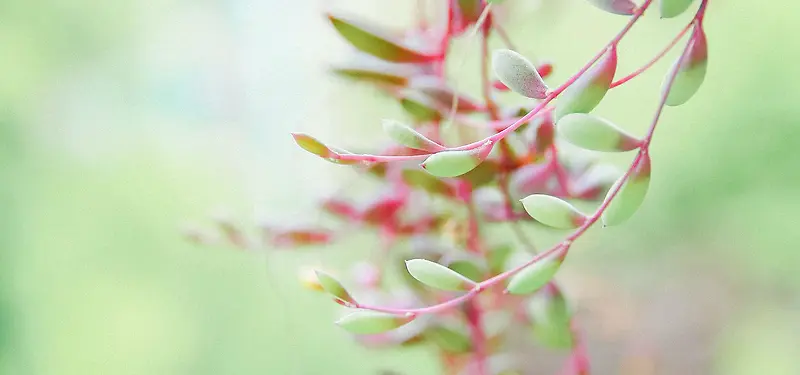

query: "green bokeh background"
xmin=1 ymin=0 xmax=798 ymax=374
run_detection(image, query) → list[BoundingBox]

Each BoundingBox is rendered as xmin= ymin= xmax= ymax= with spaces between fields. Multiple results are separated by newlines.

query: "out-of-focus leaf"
xmin=328 ymin=13 xmax=440 ymax=63
xmin=405 ymin=259 xmax=475 ymax=291
xmin=409 ymin=76 xmax=483 ymax=113
xmin=336 ymin=310 xmax=415 ymax=334
xmin=557 ymin=113 xmax=641 ymax=152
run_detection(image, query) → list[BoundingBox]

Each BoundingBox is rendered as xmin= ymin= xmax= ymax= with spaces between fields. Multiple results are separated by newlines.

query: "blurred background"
xmin=2 ymin=0 xmax=799 ymax=374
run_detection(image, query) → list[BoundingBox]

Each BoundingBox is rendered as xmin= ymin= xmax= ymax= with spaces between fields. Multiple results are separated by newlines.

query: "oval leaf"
xmin=521 ymin=194 xmax=587 ymax=229
xmin=315 ymin=270 xmax=355 ymax=305
xmin=659 ymin=0 xmax=695 ymax=18
xmin=336 ymin=310 xmax=415 ymax=334
xmin=425 ymin=323 xmax=472 ymax=353
xmin=332 ymin=65 xmax=410 ymax=86
xmin=506 ymin=250 xmax=565 ymax=295
xmin=402 ymin=169 xmax=455 ymax=196
xmin=421 ymin=141 xmax=494 ymax=178
xmin=492 ymin=49 xmax=550 ymax=99
xmin=555 ymin=46 xmax=617 ymax=120
xmin=410 ymin=76 xmax=483 ymax=113
xmin=328 ymin=13 xmax=439 ymax=63
xmin=557 ymin=113 xmax=641 ymax=152
xmin=400 ymin=92 xmax=444 ymax=122
xmin=441 ymin=253 xmax=486 ymax=282
xmin=405 ymin=259 xmax=475 ymax=291
xmin=292 ymin=133 xmax=332 ymax=158
xmin=665 ymin=26 xmax=707 ymax=106
xmin=601 ymin=152 xmax=651 ymax=226
xmin=383 ymin=119 xmax=445 ymax=152
xmin=586 ymin=0 xmax=637 ymax=15
xmin=527 ymin=286 xmax=573 ymax=349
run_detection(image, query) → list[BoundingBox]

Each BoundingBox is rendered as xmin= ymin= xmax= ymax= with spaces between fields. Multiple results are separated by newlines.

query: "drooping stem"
xmin=321 ymin=0 xmax=656 ymax=165
xmin=355 ymin=0 xmax=709 ymax=317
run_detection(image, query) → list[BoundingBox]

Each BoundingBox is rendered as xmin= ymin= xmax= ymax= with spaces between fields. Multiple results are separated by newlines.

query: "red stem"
xmin=464 ymin=300 xmax=488 ymax=375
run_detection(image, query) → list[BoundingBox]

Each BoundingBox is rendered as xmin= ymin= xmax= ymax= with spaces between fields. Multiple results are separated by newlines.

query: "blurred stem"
xmin=464 ymin=300 xmax=488 ymax=375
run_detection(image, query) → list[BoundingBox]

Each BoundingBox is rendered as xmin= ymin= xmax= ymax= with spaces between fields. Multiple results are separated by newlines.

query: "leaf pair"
xmin=519 ymin=153 xmax=651 ymax=228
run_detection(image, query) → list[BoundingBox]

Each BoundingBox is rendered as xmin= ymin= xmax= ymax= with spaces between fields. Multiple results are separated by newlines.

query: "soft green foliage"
xmin=315 ymin=270 xmax=355 ymax=304
xmin=327 ymin=13 xmax=438 ymax=63
xmin=336 ymin=311 xmax=414 ymax=334
xmin=526 ymin=290 xmax=573 ymax=349
xmin=602 ymin=153 xmax=651 ymax=226
xmin=405 ymin=259 xmax=475 ymax=291
xmin=659 ymin=0 xmax=696 ymax=18
xmin=421 ymin=142 xmax=493 ymax=178
xmin=521 ymin=194 xmax=586 ymax=229
xmin=293 ymin=133 xmax=332 ymax=158
xmin=506 ymin=252 xmax=563 ymax=295
xmin=557 ymin=113 xmax=640 ymax=152
xmin=585 ymin=0 xmax=637 ymax=15
xmin=383 ymin=119 xmax=444 ymax=152
xmin=666 ymin=28 xmax=708 ymax=106
xmin=555 ymin=47 xmax=617 ymax=120
xmin=424 ymin=323 xmax=472 ymax=353
xmin=400 ymin=93 xmax=443 ymax=122
xmin=402 ymin=169 xmax=454 ymax=196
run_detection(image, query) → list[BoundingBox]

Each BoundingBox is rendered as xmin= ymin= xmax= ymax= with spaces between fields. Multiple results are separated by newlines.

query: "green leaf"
xmin=460 ymin=159 xmax=500 ymax=188
xmin=555 ymin=46 xmax=617 ymax=120
xmin=557 ymin=113 xmax=641 ymax=152
xmin=601 ymin=152 xmax=651 ymax=226
xmin=315 ymin=270 xmax=355 ymax=305
xmin=402 ymin=169 xmax=454 ymax=196
xmin=292 ymin=133 xmax=332 ymax=158
xmin=424 ymin=323 xmax=472 ymax=353
xmin=336 ymin=310 xmax=415 ymax=334
xmin=383 ymin=119 xmax=444 ymax=152
xmin=659 ymin=0 xmax=695 ymax=18
xmin=328 ymin=13 xmax=439 ymax=63
xmin=526 ymin=287 xmax=573 ymax=349
xmin=506 ymin=250 xmax=564 ymax=295
xmin=492 ymin=49 xmax=550 ymax=99
xmin=410 ymin=76 xmax=483 ymax=113
xmin=585 ymin=0 xmax=636 ymax=15
xmin=665 ymin=27 xmax=707 ymax=106
xmin=331 ymin=63 xmax=411 ymax=86
xmin=400 ymin=92 xmax=443 ymax=122
xmin=521 ymin=194 xmax=587 ymax=229
xmin=442 ymin=253 xmax=486 ymax=282
xmin=421 ymin=141 xmax=494 ymax=178
xmin=405 ymin=259 xmax=475 ymax=291
xmin=488 ymin=243 xmax=514 ymax=274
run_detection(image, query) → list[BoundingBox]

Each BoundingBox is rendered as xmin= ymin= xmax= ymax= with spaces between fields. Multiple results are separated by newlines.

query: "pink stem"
xmin=548 ymin=146 xmax=571 ymax=197
xmin=610 ymin=21 xmax=693 ymax=88
xmin=354 ymin=0 xmax=708 ymax=317
xmin=465 ymin=300 xmax=488 ymax=375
